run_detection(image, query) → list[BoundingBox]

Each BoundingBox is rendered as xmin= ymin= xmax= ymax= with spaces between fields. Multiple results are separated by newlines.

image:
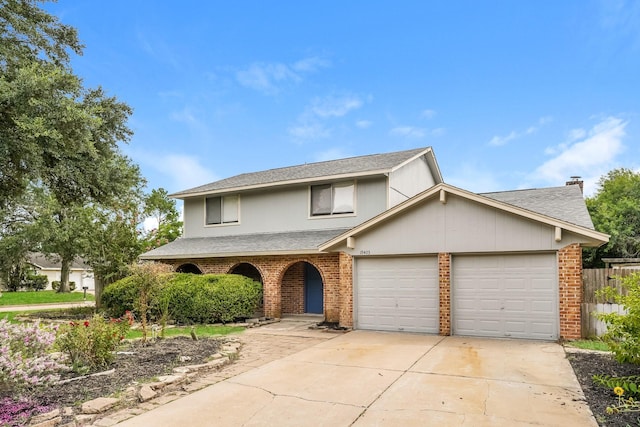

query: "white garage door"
xmin=453 ymin=253 xmax=558 ymax=340
xmin=355 ymin=256 xmax=438 ymax=333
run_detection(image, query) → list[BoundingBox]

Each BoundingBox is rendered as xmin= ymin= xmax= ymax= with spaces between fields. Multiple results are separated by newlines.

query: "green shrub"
xmin=101 ymin=273 xmax=262 ymax=325
xmin=51 ymin=281 xmax=76 ymax=291
xmin=22 ymin=274 xmax=48 ymax=291
xmin=596 ymin=272 xmax=640 ymax=364
xmin=100 ymin=276 xmax=140 ymax=318
xmin=55 ymin=313 xmax=132 ymax=371
xmin=164 ymin=274 xmax=262 ymax=324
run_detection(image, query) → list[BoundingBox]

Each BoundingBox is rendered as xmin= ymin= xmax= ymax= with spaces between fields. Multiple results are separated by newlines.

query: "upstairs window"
xmin=206 ymin=195 xmax=239 ymax=225
xmin=310 ymin=182 xmax=355 ymax=216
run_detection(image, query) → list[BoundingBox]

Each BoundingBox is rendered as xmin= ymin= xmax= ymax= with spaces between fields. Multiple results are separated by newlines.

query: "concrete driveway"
xmin=118 ymin=331 xmax=596 ymax=427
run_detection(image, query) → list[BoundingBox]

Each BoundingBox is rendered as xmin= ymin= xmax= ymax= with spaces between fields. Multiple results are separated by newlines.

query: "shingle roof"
xmin=171 ymin=147 xmax=433 ymax=198
xmin=481 ymin=185 xmax=594 ymax=229
xmin=139 ymin=228 xmax=350 ymax=259
xmin=28 ymin=253 xmax=92 ymax=270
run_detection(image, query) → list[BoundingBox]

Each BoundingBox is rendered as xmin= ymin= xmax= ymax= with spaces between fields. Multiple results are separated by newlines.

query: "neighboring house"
xmin=28 ymin=253 xmax=95 ymax=291
xmin=141 ymin=147 xmax=609 ymax=340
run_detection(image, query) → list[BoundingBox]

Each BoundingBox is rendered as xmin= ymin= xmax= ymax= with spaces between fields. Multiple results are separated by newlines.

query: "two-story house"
xmin=141 ymin=147 xmax=608 ymax=340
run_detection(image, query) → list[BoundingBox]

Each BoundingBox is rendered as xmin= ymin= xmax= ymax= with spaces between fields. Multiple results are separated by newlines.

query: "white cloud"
xmin=236 ymin=62 xmax=300 ymax=95
xmin=421 ymin=109 xmax=437 ymax=119
xmin=489 ymin=116 xmax=553 ymax=146
xmin=568 ymin=128 xmax=587 ymax=141
xmin=288 ymin=93 xmax=365 ymax=141
xmin=236 ymin=56 xmax=330 ymax=95
xmin=310 ymin=95 xmax=363 ymax=118
xmin=356 ymin=120 xmax=372 ymax=129
xmin=143 ymin=217 xmax=159 ymax=232
xmin=531 ymin=116 xmax=627 ymax=194
xmin=489 ymin=131 xmax=518 ymax=146
xmin=164 ymin=154 xmax=218 ymax=190
xmin=292 ymin=56 xmax=331 ymax=72
xmin=288 ymin=123 xmax=330 ymax=140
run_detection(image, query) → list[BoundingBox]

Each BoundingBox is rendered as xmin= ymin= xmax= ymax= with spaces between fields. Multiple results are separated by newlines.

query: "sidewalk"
xmin=0 ymin=300 xmax=95 ymax=313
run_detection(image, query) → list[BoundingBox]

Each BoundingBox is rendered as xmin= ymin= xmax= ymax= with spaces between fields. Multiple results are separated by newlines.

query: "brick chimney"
xmin=566 ymin=176 xmax=584 ymax=193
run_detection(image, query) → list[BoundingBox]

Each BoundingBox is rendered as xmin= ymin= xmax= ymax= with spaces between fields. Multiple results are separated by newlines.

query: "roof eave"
xmin=170 ymin=169 xmax=392 ymax=199
xmin=140 ymin=249 xmax=324 ymax=260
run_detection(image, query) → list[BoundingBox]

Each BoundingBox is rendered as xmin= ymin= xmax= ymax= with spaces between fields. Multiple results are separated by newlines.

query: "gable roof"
xmin=481 ymin=185 xmax=594 ymax=229
xmin=171 ymin=147 xmax=441 ymax=198
xmin=140 ymin=228 xmax=350 ymax=260
xmin=320 ymin=183 xmax=609 ymax=251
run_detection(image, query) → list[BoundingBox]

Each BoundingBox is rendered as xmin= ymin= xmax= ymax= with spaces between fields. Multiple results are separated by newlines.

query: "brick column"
xmin=558 ymin=244 xmax=582 ymax=339
xmin=439 ymin=253 xmax=451 ymax=336
xmin=339 ymin=252 xmax=354 ymax=328
xmin=262 ymin=269 xmax=281 ymax=319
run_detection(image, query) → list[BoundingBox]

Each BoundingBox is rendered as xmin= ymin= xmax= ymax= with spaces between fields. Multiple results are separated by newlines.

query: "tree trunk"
xmin=58 ymin=257 xmax=71 ymax=293
xmin=94 ymin=275 xmax=104 ymax=308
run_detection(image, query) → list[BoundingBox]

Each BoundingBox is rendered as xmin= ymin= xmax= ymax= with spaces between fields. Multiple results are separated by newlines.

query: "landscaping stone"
xmin=138 ymin=385 xmax=157 ymax=402
xmin=29 ymin=408 xmax=60 ymax=425
xmin=81 ymin=397 xmax=120 ymax=414
xmin=29 ymin=416 xmax=62 ymax=427
xmin=74 ymin=414 xmax=96 ymax=425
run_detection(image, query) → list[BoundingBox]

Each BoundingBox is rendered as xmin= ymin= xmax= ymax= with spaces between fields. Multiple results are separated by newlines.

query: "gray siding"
xmin=388 ymin=155 xmax=435 ymax=207
xmin=339 ymin=194 xmax=594 ymax=256
xmin=182 ymin=177 xmax=388 ymax=238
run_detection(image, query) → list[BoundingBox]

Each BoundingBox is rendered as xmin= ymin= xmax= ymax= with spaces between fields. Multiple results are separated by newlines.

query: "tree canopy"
xmin=0 ymin=0 xmax=146 ymax=293
xmin=585 ymin=168 xmax=640 ymax=267
xmin=1 ymin=0 xmax=138 ymax=207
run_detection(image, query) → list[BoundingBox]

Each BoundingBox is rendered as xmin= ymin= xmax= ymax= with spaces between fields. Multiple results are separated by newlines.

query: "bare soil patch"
xmin=568 ymin=350 xmax=640 ymax=427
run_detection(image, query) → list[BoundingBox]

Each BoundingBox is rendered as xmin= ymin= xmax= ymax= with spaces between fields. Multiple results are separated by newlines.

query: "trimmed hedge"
xmin=101 ymin=273 xmax=262 ymax=324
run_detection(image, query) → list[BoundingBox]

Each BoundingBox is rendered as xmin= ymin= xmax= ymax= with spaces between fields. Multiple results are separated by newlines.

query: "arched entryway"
xmin=281 ymin=261 xmax=324 ymax=315
xmin=229 ymin=263 xmax=263 ymax=284
xmin=176 ymin=263 xmax=202 ymax=274
xmin=229 ymin=262 xmax=264 ymax=317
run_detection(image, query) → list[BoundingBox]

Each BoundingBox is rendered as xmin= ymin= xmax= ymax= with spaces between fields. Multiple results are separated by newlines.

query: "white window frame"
xmin=309 ymin=181 xmax=356 ymax=218
xmin=204 ymin=195 xmax=240 ymax=226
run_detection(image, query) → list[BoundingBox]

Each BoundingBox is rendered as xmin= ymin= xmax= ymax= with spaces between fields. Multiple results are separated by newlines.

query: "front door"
xmin=304 ymin=264 xmax=323 ymax=314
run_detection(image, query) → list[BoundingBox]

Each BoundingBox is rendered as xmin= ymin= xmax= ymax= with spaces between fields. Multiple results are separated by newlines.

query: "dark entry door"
xmin=304 ymin=264 xmax=323 ymax=314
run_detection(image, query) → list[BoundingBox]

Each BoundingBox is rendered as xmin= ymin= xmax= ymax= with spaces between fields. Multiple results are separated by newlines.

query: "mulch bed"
xmin=568 ymin=351 xmax=640 ymax=427
xmin=2 ymin=336 xmax=223 ymax=426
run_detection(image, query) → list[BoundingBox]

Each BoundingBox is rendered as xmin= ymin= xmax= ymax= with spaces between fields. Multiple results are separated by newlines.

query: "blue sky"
xmin=47 ymin=1 xmax=639 ymax=199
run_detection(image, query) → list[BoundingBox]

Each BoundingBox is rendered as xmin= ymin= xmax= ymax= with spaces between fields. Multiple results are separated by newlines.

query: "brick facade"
xmin=161 ymin=253 xmax=343 ymax=322
xmin=438 ymin=253 xmax=451 ymax=336
xmin=163 ymin=245 xmax=584 ymax=339
xmin=558 ymin=243 xmax=583 ymax=339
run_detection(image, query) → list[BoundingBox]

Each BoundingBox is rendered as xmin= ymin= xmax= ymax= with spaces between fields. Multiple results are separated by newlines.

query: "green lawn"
xmin=0 ymin=310 xmax=44 ymax=323
xmin=0 ymin=290 xmax=94 ymax=306
xmin=126 ymin=324 xmax=244 ymax=340
xmin=566 ymin=339 xmax=610 ymax=352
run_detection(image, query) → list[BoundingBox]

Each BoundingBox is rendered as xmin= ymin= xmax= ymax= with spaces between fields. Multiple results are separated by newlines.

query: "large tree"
xmin=584 ymin=168 xmax=640 ymax=267
xmin=0 ymin=0 xmax=144 ymax=291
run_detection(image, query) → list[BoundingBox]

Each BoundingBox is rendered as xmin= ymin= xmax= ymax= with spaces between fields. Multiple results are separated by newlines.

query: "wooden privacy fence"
xmin=582 ymin=268 xmax=637 ymax=337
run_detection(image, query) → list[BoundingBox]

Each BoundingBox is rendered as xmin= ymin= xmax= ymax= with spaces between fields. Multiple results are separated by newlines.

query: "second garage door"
xmin=453 ymin=253 xmax=558 ymax=340
xmin=355 ymin=256 xmax=438 ymax=333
